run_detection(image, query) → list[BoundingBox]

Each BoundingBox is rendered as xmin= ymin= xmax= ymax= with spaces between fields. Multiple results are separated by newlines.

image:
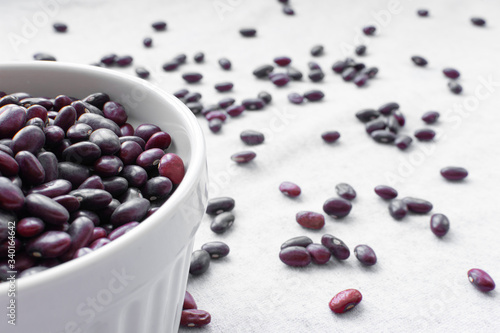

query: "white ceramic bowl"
xmin=0 ymin=62 xmax=207 ymax=333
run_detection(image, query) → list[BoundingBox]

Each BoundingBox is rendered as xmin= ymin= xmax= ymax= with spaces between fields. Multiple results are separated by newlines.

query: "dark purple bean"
xmin=0 ymin=144 xmax=13 ymax=156
xmin=89 ymin=227 xmax=107 ymax=243
xmin=321 ymin=131 xmax=341 ymax=143
xmin=193 ymin=52 xmax=204 ymax=63
xmin=121 ymin=165 xmax=148 ymax=188
xmin=57 ymin=162 xmax=90 ymax=188
xmin=214 ymin=82 xmax=233 ymax=92
xmin=414 ymin=128 xmax=436 ymax=141
xmin=308 ymin=62 xmax=321 ymax=70
xmin=89 ymin=237 xmax=110 ymax=250
xmin=201 ymin=105 xmax=219 ymax=116
xmin=210 ymin=212 xmax=235 ymax=234
xmin=89 ymin=128 xmax=120 ymax=155
xmin=355 ymin=45 xmax=366 ymax=56
xmin=53 ymin=105 xmax=77 ymax=133
xmin=240 ymin=130 xmax=264 ymax=145
xmin=25 ymin=231 xmax=70 ymax=258
xmin=231 ymin=151 xmax=256 ymax=164
xmin=59 ymin=216 xmax=94 ymax=261
xmin=53 ymin=95 xmax=72 ymax=111
xmin=430 ymin=213 xmax=450 ymax=237
xmin=93 ymin=155 xmax=124 ymax=177
xmin=82 ymin=93 xmax=109 ymax=110
xmin=303 ymin=90 xmax=324 ymax=101
xmin=37 ymin=152 xmax=58 ymax=182
xmin=135 ymin=123 xmax=161 ymax=142
xmin=0 ymin=94 xmax=20 ymax=106
xmin=354 ymin=74 xmax=369 ymax=87
xmin=53 ymin=195 xmax=80 ymax=213
xmin=189 ymin=250 xmax=210 ymax=275
xmin=205 ymin=111 xmax=227 ymax=122
xmin=468 ymin=269 xmax=495 ymax=292
xmin=471 ymin=17 xmax=486 ymax=27
xmin=356 ymin=109 xmax=379 ymax=122
xmin=329 ymin=289 xmax=362 ymax=314
xmin=71 ymin=100 xmax=103 ymax=117
xmin=207 ymin=119 xmax=222 ymax=133
xmin=0 ymin=105 xmax=26 ymax=139
xmin=15 ymin=151 xmax=45 ymax=185
xmin=33 ymin=53 xmax=56 ymax=61
xmin=28 ymin=179 xmax=72 ymax=198
xmin=0 ymin=139 xmax=13 ymax=150
xmin=239 ymin=28 xmax=256 ymax=37
xmin=342 ymin=67 xmax=357 ymax=81
xmin=385 ymin=116 xmax=400 ymax=133
xmin=116 ymin=55 xmax=133 ymax=67
xmin=25 ymin=193 xmax=69 ymax=225
xmin=78 ymin=113 xmax=120 ymax=136
xmin=226 ymin=105 xmax=245 ymax=117
xmin=286 ymin=66 xmax=303 ymax=81
xmin=257 ymin=91 xmax=272 ymax=104
xmin=362 ymin=66 xmax=379 ymax=78
xmin=417 ymin=9 xmax=428 ymax=17
xmin=270 ymin=73 xmax=290 ymax=87
xmin=26 ymin=105 xmax=48 ymax=122
xmin=321 ymin=234 xmax=350 ymax=260
xmin=412 ymin=55 xmax=428 ymax=66
xmin=279 ymin=246 xmax=311 ymax=267
xmin=296 ymin=211 xmax=324 ymax=230
xmin=335 ymin=183 xmax=356 ymax=200
xmin=110 ymin=198 xmax=150 ymax=227
xmin=388 ymin=199 xmax=408 ymax=220
xmin=273 ymin=56 xmax=291 ymax=67
xmin=162 ymin=61 xmax=179 ymax=72
xmin=253 ymin=64 xmax=274 ymax=78
xmin=17 ymin=217 xmax=44 ymax=238
xmin=422 ymin=111 xmax=440 ymax=124
xmin=440 ymin=166 xmax=468 ymax=181
xmin=201 ymin=241 xmax=230 ymax=259
xmin=354 ymin=244 xmax=377 ymax=266
xmin=371 ymin=130 xmax=396 ymax=143
xmin=332 ymin=60 xmax=347 ymax=73
xmin=143 ymin=37 xmax=153 ymax=47
xmin=69 ymin=189 xmax=112 ymax=210
xmin=119 ymin=136 xmax=145 ymax=149
xmin=186 ymin=102 xmax=203 ymax=114
xmin=310 ymin=45 xmax=324 ymax=56
xmin=0 ymin=151 xmax=18 ymax=176
xmin=283 ymin=5 xmax=294 ymax=15
xmin=136 ymin=148 xmax=164 ymax=171
xmin=362 ymin=25 xmax=376 ymax=35
xmin=108 ymin=221 xmax=139 ymax=241
xmin=145 ymin=132 xmax=171 ymax=151
xmin=443 ymin=68 xmax=460 ymax=79
xmin=395 ymin=135 xmax=412 ymax=150
xmin=100 ymin=54 xmax=116 ymax=66
xmin=141 ymin=176 xmax=172 ymax=200
xmin=180 ymin=309 xmax=211 ymax=327
xmin=97 ymin=198 xmax=120 ymax=222
xmin=323 ymin=197 xmax=352 ymax=218
xmin=71 ymin=210 xmax=100 ymax=227
xmin=102 ymin=101 xmax=127 ymax=126
xmin=120 ymin=123 xmax=134 ymax=136
xmin=218 ymin=98 xmax=235 ymax=109
xmin=242 ymin=98 xmax=265 ymax=110
xmin=62 ymin=141 xmax=101 ymax=164
xmin=12 ymin=125 xmax=45 ymax=155
xmin=306 ymin=243 xmax=331 ymax=265
xmin=374 ymin=185 xmax=398 ymax=200
xmin=118 ymin=187 xmax=143 ymax=203
xmin=448 ymin=81 xmax=463 ymax=94
xmin=20 ymin=97 xmax=53 ymax=109
xmin=182 ymin=73 xmax=203 ymax=84
xmin=365 ymin=119 xmax=386 ymax=134
xmin=53 ymin=22 xmax=67 ymax=32
xmin=173 ymin=54 xmax=187 ymax=64
xmin=218 ymin=58 xmax=231 ymax=70
xmin=152 ymin=20 xmax=167 ymax=30
xmin=26 ymin=117 xmax=45 ymax=130
xmin=281 ymin=236 xmax=313 ymax=250
xmin=402 ymin=197 xmax=433 ymax=214
xmin=0 ymin=177 xmax=24 ymax=210
xmin=206 ymin=197 xmax=235 ymax=215
xmin=308 ymin=69 xmax=324 ymax=82
xmin=66 ymin=123 xmax=92 ymax=143
xmin=378 ymin=102 xmax=399 ymax=115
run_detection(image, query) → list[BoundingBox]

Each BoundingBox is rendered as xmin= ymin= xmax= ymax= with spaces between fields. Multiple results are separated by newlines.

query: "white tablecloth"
xmin=1 ymin=0 xmax=499 ymax=332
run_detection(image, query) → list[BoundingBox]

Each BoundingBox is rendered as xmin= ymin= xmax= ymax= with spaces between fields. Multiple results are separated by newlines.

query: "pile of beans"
xmin=0 ymin=91 xmax=185 ymax=281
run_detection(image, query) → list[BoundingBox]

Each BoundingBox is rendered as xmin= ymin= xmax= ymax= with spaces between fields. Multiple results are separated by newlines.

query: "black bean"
xmin=0 ymin=104 xmax=29 ymax=137
xmin=78 ymin=113 xmax=121 ymax=136
xmin=25 ymin=231 xmax=71 ymax=258
xmin=356 ymin=109 xmax=379 ymax=122
xmin=174 ymin=54 xmax=187 ymax=64
xmin=62 ymin=141 xmax=101 ymax=164
xmin=257 ymin=91 xmax=272 ymax=104
xmin=303 ymin=90 xmax=324 ymax=101
xmin=361 ymin=66 xmax=379 ymax=78
xmin=15 ymin=151 xmax=46 ymax=185
xmin=162 ymin=61 xmax=179 ymax=71
xmin=184 ymin=92 xmax=202 ymax=103
xmin=354 ymin=74 xmax=369 ymax=87
xmin=440 ymin=166 xmax=468 ymax=181
xmin=253 ymin=64 xmax=274 ymax=78
xmin=59 ymin=216 xmax=94 ymax=261
xmin=239 ymin=28 xmax=256 ymax=37
xmin=186 ymin=102 xmax=203 ymax=114
xmin=378 ymin=102 xmax=399 ymax=115
xmin=141 ymin=176 xmax=172 ymax=200
xmin=25 ymin=193 xmax=69 ymax=225
xmin=283 ymin=5 xmax=294 ymax=15
xmin=57 ymin=162 xmax=90 ymax=188
xmin=242 ymin=98 xmax=265 ymax=110
xmin=208 ymin=119 xmax=222 ymax=133
xmin=28 ymin=179 xmax=72 ymax=198
xmin=78 ymin=175 xmax=104 ymax=190
xmin=69 ymin=189 xmax=113 ymax=210
xmin=417 ymin=9 xmax=429 ymax=17
xmin=365 ymin=119 xmax=386 ymax=134
xmin=135 ymin=67 xmax=150 ymax=79
xmin=210 ymin=212 xmax=235 ymax=234
xmin=0 ymin=177 xmax=25 ymax=211
xmin=89 ymin=128 xmax=121 ymax=155
xmin=332 ymin=60 xmax=347 ymax=73
xmin=341 ymin=67 xmax=357 ymax=81
xmin=116 ymin=55 xmax=133 ymax=67
xmin=201 ymin=241 xmax=230 ymax=259
xmin=53 ymin=22 xmax=67 ymax=32
xmin=286 ymin=66 xmax=303 ymax=80
xmin=189 ymin=250 xmax=210 ymax=275
xmin=218 ymin=98 xmax=235 ymax=109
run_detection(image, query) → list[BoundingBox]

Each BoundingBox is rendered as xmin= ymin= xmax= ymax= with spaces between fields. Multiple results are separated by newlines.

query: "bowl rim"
xmin=0 ymin=61 xmax=206 ymax=291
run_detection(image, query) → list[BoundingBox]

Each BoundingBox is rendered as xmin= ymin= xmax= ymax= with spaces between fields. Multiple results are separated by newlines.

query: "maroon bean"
xmin=15 ymin=151 xmax=45 ymax=185
xmin=430 ymin=213 xmax=450 ymax=237
xmin=69 ymin=189 xmax=113 ymax=210
xmin=308 ymin=62 xmax=321 ymax=70
xmin=226 ymin=105 xmax=245 ymax=117
xmin=66 ymin=123 xmax=93 ymax=142
xmin=422 ymin=111 xmax=440 ymax=124
xmin=100 ymin=54 xmax=116 ymax=65
xmin=183 ymin=291 xmax=197 ymax=310
xmin=308 ymin=69 xmax=325 ymax=82
xmin=329 ymin=289 xmax=362 ymax=314
xmin=417 ymin=9 xmax=429 ymax=16
xmin=158 ymin=153 xmax=185 ymax=184
xmin=183 ymin=92 xmax=201 ymax=104
xmin=97 ymin=198 xmax=120 ymax=222
xmin=201 ymin=241 xmax=230 ymax=259
xmin=274 ymin=56 xmax=291 ymax=67
xmin=116 ymin=55 xmax=133 ymax=67
xmin=388 ymin=199 xmax=408 ymax=220
xmin=25 ymin=193 xmax=69 ymax=225
xmin=145 ymin=132 xmax=171 ymax=150
xmin=468 ymin=268 xmax=495 ymax=292
xmin=110 ymin=198 xmax=150 ymax=227
xmin=296 ymin=211 xmax=324 ymax=230
xmin=119 ymin=136 xmax=146 ymax=149
xmin=78 ymin=175 xmax=105 ymax=190
xmin=186 ymin=102 xmax=203 ymax=115
xmin=71 ymin=210 xmax=100 ymax=226
xmin=210 ymin=212 xmax=235 ymax=234
xmin=26 ymin=231 xmax=71 ymax=258
xmin=240 ymin=130 xmax=264 ymax=146
xmin=62 ymin=142 xmax=102 ymax=164
xmin=354 ymin=74 xmax=369 ymax=87
xmin=174 ymin=54 xmax=187 ymax=64
xmin=448 ymin=81 xmax=463 ymax=94
xmin=59 ymin=217 xmax=94 ymax=261
xmin=53 ymin=195 xmax=80 ymax=213
xmin=205 ymin=111 xmax=227 ymax=122
xmin=471 ymin=17 xmax=486 ymax=27
xmin=43 ymin=126 xmax=64 ymax=147
xmin=218 ymin=58 xmax=231 ymax=70
xmin=240 ymin=28 xmax=256 ymax=37
xmin=206 ymin=197 xmax=235 ymax=215
xmin=102 ymin=101 xmax=127 ymax=125
xmin=279 ymin=246 xmax=311 ymax=267
xmin=411 ymin=56 xmax=428 ymax=66
xmin=442 ymin=68 xmax=460 ymax=79
xmin=355 ymin=45 xmax=367 ymax=56
xmin=321 ymin=234 xmax=350 ymax=260
xmin=53 ymin=95 xmax=72 ymax=110
xmin=0 ymin=151 xmax=18 ymax=176
xmin=37 ymin=152 xmax=58 ymax=183
xmin=28 ymin=179 xmax=72 ymax=198
xmin=385 ymin=116 xmax=400 ymax=133
xmin=182 ymin=73 xmax=203 ymax=84
xmin=341 ymin=67 xmax=357 ymax=81
xmin=323 ymin=197 xmax=352 ymax=218
xmin=331 ymin=60 xmax=347 ymax=73
xmin=151 ymin=20 xmax=167 ymax=31
xmin=71 ymin=100 xmax=103 ymax=117
xmin=12 ymin=125 xmax=45 ymax=154
xmin=354 ymin=244 xmax=377 ymax=266
xmin=119 ymin=141 xmax=143 ymax=165
xmin=108 ymin=221 xmax=139 ymax=241
xmin=190 ymin=250 xmax=211 ymax=275
xmin=141 ymin=176 xmax=172 ymax=200
xmin=102 ymin=177 xmax=128 ymax=197
xmin=0 ymin=145 xmax=13 ymax=156
xmin=93 ymin=155 xmax=124 ymax=177
xmin=162 ymin=61 xmax=178 ymax=72
xmin=374 ymin=185 xmax=398 ymax=200
xmin=395 ymin=135 xmax=412 ymax=150
xmin=362 ymin=25 xmax=376 ymax=35
xmin=306 ymin=243 xmax=331 ymax=265
xmin=142 ymin=37 xmax=153 ymax=48
xmin=402 ymin=197 xmax=433 ymax=214
xmin=336 ymin=183 xmax=356 ymax=200
xmin=321 ymin=131 xmax=340 ymax=143
xmin=89 ymin=227 xmax=107 ymax=244
xmin=89 ymin=237 xmax=110 ymax=250
xmin=134 ymin=124 xmax=160 ymax=143
xmin=303 ymin=90 xmax=324 ymax=101
xmin=180 ymin=309 xmax=211 ymax=327
xmin=281 ymin=236 xmax=313 ymax=250
xmin=119 ymin=188 xmax=143 ymax=203
xmin=0 ymin=105 xmax=27 ymax=139
xmin=78 ymin=113 xmax=120 ymax=136
xmin=279 ymin=181 xmax=301 ymax=197
xmin=120 ymin=123 xmax=134 ymax=136
xmin=214 ymin=82 xmax=233 ymax=92
xmin=253 ymin=64 xmax=274 ymax=78
xmin=440 ymin=167 xmax=468 ymax=180
xmin=89 ymin=128 xmax=121 ymax=155
xmin=414 ymin=128 xmax=435 ymax=141
xmin=26 ymin=117 xmax=45 ymax=130
xmin=121 ymin=165 xmax=148 ymax=188
xmin=218 ymin=98 xmax=235 ymax=109
xmin=53 ymin=106 xmax=77 ymax=133
xmin=17 ymin=217 xmax=45 ymax=238
xmin=26 ymin=105 xmax=48 ymax=122
xmin=242 ymin=98 xmax=265 ymax=110
xmin=356 ymin=109 xmax=379 ymax=122
xmin=288 ymin=93 xmax=304 ymax=105
xmin=270 ymin=73 xmax=290 ymax=87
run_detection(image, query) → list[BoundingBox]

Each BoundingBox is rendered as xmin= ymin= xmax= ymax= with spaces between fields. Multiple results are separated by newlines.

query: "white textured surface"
xmin=1 ymin=0 xmax=500 ymax=332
